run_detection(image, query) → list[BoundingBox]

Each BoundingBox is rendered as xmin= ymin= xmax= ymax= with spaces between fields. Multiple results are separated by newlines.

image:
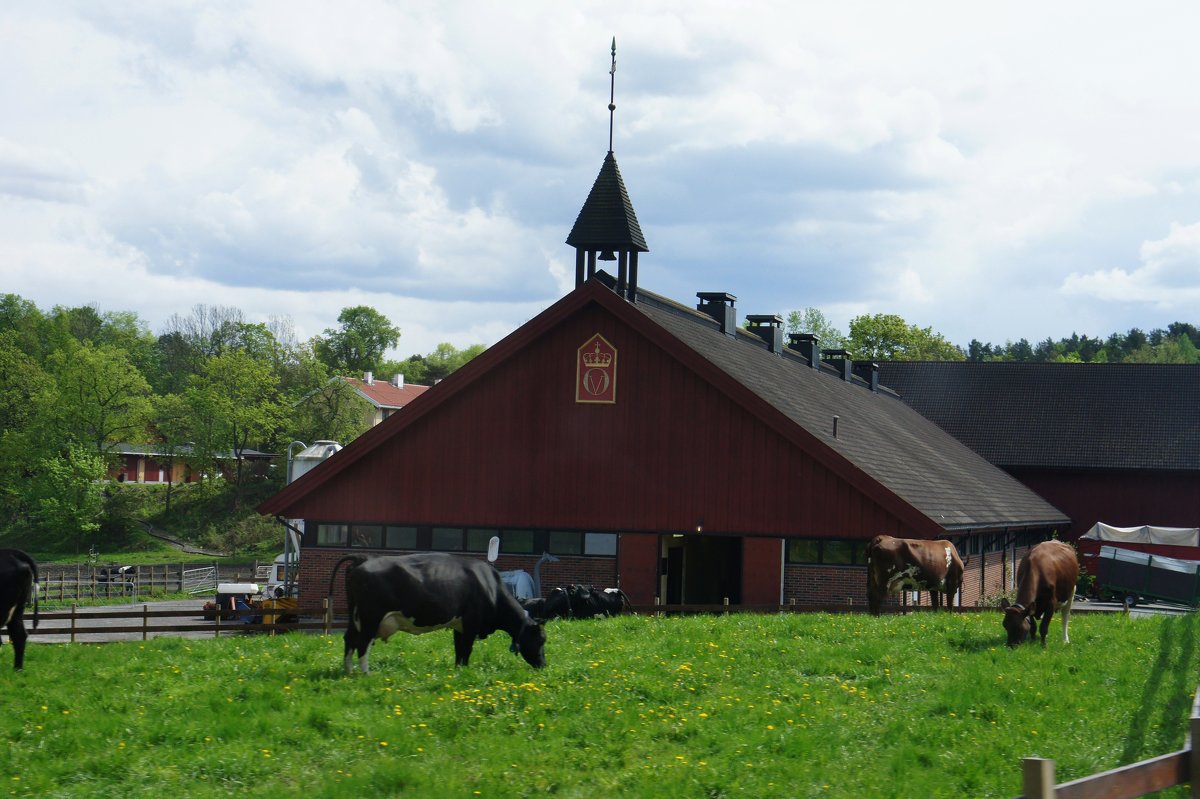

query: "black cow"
xmin=1 ymin=549 xmax=39 ymax=670
xmin=524 ymin=584 xmax=630 ymax=621
xmin=330 ymin=553 xmax=546 ymax=674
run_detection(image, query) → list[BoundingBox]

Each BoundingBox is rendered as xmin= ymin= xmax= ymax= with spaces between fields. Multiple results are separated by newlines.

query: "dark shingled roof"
xmin=625 ymin=284 xmax=1067 ymax=531
xmin=876 ymin=361 xmax=1200 ymax=471
xmin=566 ymin=152 xmax=648 ymax=252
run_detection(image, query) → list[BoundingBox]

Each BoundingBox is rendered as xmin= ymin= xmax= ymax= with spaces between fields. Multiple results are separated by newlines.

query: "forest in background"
xmin=1 ymin=291 xmax=1195 ymax=557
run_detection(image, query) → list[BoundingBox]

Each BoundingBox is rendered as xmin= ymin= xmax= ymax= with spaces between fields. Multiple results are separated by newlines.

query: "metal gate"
xmin=182 ymin=566 xmax=217 ymax=595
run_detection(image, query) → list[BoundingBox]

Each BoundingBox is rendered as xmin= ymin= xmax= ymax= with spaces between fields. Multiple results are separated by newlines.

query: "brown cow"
xmin=1002 ymin=540 xmax=1078 ymax=647
xmin=866 ymin=535 xmax=964 ymax=615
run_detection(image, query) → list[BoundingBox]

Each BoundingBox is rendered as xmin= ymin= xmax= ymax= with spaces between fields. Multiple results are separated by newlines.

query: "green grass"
xmin=3 ymin=611 xmax=1198 ymax=798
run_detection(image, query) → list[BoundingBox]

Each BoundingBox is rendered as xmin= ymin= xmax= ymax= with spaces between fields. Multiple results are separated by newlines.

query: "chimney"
xmin=822 ymin=349 xmax=853 ymax=381
xmin=696 ymin=292 xmax=738 ymax=336
xmin=390 ymin=374 xmax=405 ymax=389
xmin=788 ymin=332 xmax=821 ymax=369
xmin=852 ymin=360 xmax=880 ymax=392
xmin=745 ymin=314 xmax=784 ymax=354
xmin=364 ymin=371 xmax=374 ymax=385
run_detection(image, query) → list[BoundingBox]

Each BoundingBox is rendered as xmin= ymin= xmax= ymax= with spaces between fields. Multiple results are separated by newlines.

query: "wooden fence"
xmin=27 ymin=603 xmax=344 ymax=641
xmin=36 ymin=562 xmax=268 ymax=602
xmin=1016 ymin=686 xmax=1200 ymax=799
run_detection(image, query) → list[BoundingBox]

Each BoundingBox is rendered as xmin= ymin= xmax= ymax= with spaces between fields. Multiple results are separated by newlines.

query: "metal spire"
xmin=607 ymin=37 xmax=617 ymax=154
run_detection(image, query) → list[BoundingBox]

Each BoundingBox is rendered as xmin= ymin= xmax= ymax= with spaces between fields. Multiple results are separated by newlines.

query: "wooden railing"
xmin=1016 ymin=686 xmax=1200 ymax=799
xmin=27 ymin=603 xmax=347 ymax=641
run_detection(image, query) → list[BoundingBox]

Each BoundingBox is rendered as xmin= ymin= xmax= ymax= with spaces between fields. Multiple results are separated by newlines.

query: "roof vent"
xmin=696 ymin=292 xmax=738 ymax=336
xmin=852 ymin=360 xmax=880 ymax=392
xmin=390 ymin=374 xmax=405 ymax=389
xmin=363 ymin=371 xmax=374 ymax=386
xmin=821 ymin=349 xmax=853 ymax=382
xmin=788 ymin=333 xmax=821 ymax=369
xmin=745 ymin=314 xmax=784 ymax=354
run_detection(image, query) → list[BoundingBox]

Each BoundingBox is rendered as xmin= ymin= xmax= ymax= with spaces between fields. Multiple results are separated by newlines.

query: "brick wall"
xmin=301 ymin=548 xmax=617 ymax=609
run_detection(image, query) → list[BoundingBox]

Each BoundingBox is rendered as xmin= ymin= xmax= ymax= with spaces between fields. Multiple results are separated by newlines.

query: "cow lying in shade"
xmin=1001 ymin=540 xmax=1078 ymax=647
xmin=866 ymin=535 xmax=965 ymax=615
xmin=1 ymin=549 xmax=39 ymax=670
xmin=330 ymin=552 xmax=546 ymax=674
xmin=523 ymin=584 xmax=630 ymax=621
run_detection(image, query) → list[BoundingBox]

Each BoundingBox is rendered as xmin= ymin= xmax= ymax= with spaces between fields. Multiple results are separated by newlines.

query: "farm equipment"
xmin=201 ymin=582 xmax=299 ymax=625
xmin=1095 ymin=545 xmax=1200 ymax=607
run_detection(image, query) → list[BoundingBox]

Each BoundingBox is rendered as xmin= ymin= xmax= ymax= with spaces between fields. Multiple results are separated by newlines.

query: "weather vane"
xmin=608 ymin=37 xmax=617 ymax=154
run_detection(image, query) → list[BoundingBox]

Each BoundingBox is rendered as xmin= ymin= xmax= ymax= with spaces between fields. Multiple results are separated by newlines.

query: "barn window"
xmin=584 ymin=533 xmax=617 ymax=556
xmin=385 ymin=526 xmax=417 ymax=549
xmin=786 ymin=539 xmax=821 ymax=563
xmin=823 ymin=540 xmax=856 ymax=565
xmin=432 ymin=527 xmax=464 ymax=551
xmin=502 ymin=529 xmax=535 ymax=553
xmin=548 ymin=531 xmax=583 ymax=556
xmin=317 ymin=524 xmax=348 ymax=546
xmin=349 ymin=525 xmax=383 ymax=548
xmin=466 ymin=529 xmax=497 ymax=552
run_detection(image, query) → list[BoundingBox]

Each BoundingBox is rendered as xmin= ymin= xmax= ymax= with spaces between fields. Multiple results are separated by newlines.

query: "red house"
xmin=259 ymin=146 xmax=1066 ymax=610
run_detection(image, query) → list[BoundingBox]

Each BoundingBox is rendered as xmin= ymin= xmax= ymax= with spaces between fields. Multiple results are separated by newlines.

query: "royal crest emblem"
xmin=576 ymin=333 xmax=617 ymax=404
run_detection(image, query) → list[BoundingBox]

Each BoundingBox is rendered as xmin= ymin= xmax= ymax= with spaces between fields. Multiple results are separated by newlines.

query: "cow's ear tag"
xmin=487 ymin=536 xmax=500 ymax=563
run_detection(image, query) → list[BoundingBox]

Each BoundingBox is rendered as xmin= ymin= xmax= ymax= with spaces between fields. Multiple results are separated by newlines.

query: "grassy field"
xmin=3 ymin=610 xmax=1198 ymax=798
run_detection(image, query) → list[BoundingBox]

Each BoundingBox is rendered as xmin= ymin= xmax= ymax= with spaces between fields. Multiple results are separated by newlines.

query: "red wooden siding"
xmin=1012 ymin=469 xmax=1200 ymax=538
xmin=284 ymin=303 xmax=913 ymax=540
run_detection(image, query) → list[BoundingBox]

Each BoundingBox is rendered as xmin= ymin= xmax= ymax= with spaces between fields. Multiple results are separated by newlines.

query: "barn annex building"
xmin=259 ymin=135 xmax=1071 ymax=610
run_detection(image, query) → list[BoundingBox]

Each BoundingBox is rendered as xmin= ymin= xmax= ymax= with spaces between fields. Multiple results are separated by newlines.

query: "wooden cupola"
xmin=566 ymin=38 xmax=649 ymax=300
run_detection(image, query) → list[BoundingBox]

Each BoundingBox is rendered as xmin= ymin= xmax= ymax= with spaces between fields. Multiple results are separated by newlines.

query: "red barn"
xmin=259 ymin=148 xmax=1067 ymax=610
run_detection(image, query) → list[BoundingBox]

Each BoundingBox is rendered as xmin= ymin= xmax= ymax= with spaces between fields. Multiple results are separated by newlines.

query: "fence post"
xmin=142 ymin=604 xmax=149 ymax=641
xmin=323 ymin=597 xmax=331 ymax=636
xmin=1023 ymin=757 xmax=1056 ymax=799
xmin=1191 ymin=701 xmax=1200 ymax=799
xmin=70 ymin=604 xmax=77 ymax=644
xmin=214 ymin=608 xmax=221 ymax=639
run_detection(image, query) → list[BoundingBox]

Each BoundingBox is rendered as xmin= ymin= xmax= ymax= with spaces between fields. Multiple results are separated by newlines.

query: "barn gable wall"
xmin=286 ymin=302 xmax=911 ymax=539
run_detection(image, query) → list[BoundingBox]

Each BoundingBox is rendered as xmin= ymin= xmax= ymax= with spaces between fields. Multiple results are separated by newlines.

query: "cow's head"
xmin=511 ymin=617 xmax=547 ymax=669
xmin=1001 ymin=602 xmax=1034 ymax=646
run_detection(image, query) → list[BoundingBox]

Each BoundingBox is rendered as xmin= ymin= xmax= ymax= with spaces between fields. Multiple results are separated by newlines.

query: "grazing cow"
xmin=329 ymin=553 xmax=546 ymax=674
xmin=866 ymin=535 xmax=965 ymax=615
xmin=1 ymin=549 xmax=39 ymax=670
xmin=1002 ymin=540 xmax=1078 ymax=647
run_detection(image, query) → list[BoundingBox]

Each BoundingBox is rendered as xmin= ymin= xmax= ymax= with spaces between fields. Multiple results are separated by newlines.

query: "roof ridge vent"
xmin=696 ymin=292 xmax=737 ymax=336
xmin=822 ymin=348 xmax=853 ymax=381
xmin=788 ymin=333 xmax=821 ymax=369
xmin=745 ymin=314 xmax=784 ymax=354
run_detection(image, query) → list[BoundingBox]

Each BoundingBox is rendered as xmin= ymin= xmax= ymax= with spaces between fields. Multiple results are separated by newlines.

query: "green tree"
xmin=313 ymin=306 xmax=401 ymax=375
xmin=24 ymin=445 xmax=107 ymax=549
xmin=783 ymin=308 xmax=848 ymax=351
xmin=185 ymin=350 xmax=288 ymax=505
xmin=846 ymin=313 xmax=964 ymax=361
xmin=48 ymin=342 xmax=154 ymax=456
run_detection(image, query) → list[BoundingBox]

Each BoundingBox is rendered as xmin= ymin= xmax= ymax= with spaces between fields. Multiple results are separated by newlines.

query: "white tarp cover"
xmin=1084 ymin=522 xmax=1200 ymax=547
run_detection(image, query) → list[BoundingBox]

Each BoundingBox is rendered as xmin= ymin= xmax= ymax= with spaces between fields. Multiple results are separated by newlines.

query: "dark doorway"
xmin=660 ymin=535 xmax=742 ymax=605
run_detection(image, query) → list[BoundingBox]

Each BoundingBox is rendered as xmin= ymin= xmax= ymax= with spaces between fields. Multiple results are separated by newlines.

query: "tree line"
xmin=784 ymin=308 xmax=1200 ymax=364
xmin=0 ymin=294 xmax=482 ymax=549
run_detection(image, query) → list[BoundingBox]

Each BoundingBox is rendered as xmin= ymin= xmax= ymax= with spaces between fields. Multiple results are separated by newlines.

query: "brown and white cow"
xmin=866 ymin=535 xmax=964 ymax=615
xmin=1002 ymin=540 xmax=1078 ymax=647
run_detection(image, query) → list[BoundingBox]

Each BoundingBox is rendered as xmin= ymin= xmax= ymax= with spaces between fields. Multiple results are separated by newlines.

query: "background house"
xmin=341 ymin=372 xmax=431 ymax=428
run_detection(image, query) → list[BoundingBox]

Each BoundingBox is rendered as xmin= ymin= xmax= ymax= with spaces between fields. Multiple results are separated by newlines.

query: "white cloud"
xmin=1062 ymin=221 xmax=1200 ymax=306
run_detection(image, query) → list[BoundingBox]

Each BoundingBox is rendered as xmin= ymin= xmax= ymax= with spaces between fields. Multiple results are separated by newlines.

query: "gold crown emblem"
xmin=582 ymin=342 xmax=612 ymax=368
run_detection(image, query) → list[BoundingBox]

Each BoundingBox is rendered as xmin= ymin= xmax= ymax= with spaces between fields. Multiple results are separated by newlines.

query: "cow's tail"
xmin=616 ymin=588 xmax=632 ymax=614
xmin=326 ymin=555 xmax=368 ymax=603
xmin=16 ymin=551 xmax=38 ymax=630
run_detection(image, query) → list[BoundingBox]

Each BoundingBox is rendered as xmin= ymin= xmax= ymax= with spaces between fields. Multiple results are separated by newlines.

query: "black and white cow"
xmin=1 ymin=549 xmax=39 ymax=670
xmin=522 ymin=584 xmax=631 ymax=621
xmin=330 ymin=552 xmax=546 ymax=674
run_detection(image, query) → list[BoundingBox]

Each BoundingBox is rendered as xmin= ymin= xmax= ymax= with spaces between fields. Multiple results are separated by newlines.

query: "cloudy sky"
xmin=3 ymin=2 xmax=1199 ymax=358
